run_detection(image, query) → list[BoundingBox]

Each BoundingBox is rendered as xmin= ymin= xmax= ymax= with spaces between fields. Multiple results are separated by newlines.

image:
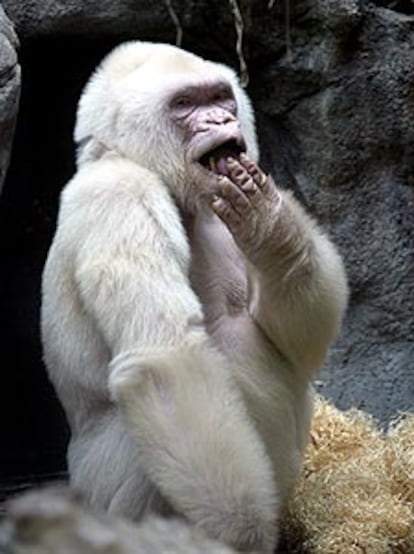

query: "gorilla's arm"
xmin=248 ymin=189 xmax=348 ymax=373
xmin=71 ymin=162 xmax=197 ymax=356
xmin=211 ymin=156 xmax=348 ymax=374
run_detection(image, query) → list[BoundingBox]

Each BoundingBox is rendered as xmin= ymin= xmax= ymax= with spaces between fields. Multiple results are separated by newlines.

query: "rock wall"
xmin=246 ymin=1 xmax=414 ymax=421
xmin=0 ymin=0 xmax=412 ymax=482
xmin=0 ymin=5 xmax=19 ymax=195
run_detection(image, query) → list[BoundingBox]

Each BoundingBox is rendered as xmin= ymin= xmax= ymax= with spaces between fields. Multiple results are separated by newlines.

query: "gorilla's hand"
xmin=211 ymin=154 xmax=282 ymax=265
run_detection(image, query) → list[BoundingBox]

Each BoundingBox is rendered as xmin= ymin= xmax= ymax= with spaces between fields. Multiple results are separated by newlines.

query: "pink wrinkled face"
xmin=168 ymin=80 xmax=247 ymax=179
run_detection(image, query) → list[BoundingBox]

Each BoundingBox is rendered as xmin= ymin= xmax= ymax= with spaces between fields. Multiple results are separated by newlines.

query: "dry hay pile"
xmin=282 ymin=396 xmax=414 ymax=553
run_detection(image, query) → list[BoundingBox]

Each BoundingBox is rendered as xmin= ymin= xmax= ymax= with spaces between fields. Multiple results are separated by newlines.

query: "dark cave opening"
xmin=0 ymin=36 xmax=123 ymax=493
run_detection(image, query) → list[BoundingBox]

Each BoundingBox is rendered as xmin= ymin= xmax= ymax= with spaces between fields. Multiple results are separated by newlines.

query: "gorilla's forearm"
xmin=248 ymin=188 xmax=349 ymax=374
xmin=108 ymin=334 xmax=278 ymax=552
xmin=209 ymin=155 xmax=348 ymax=373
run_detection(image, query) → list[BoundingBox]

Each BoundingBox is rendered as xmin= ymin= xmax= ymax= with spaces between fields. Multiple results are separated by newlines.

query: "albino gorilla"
xmin=41 ymin=41 xmax=348 ymax=553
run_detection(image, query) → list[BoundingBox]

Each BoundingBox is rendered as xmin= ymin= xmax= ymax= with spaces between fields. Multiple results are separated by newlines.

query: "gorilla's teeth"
xmin=209 ymin=157 xmax=217 ymax=173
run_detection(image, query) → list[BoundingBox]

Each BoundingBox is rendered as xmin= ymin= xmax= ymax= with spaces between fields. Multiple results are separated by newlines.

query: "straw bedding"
xmin=282 ymin=396 xmax=414 ymax=553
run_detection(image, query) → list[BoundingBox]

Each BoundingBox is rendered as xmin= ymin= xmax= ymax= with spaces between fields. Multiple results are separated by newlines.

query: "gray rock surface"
xmin=0 ymin=486 xmax=235 ymax=554
xmin=0 ymin=5 xmax=20 ymax=195
xmin=247 ymin=1 xmax=414 ymax=422
xmin=1 ymin=0 xmax=169 ymax=39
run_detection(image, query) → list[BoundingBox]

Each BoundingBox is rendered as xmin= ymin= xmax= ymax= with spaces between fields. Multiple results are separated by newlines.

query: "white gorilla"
xmin=41 ymin=41 xmax=348 ymax=553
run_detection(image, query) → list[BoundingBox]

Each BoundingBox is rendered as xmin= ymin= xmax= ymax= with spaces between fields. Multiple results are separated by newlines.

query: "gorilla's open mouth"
xmin=199 ymin=139 xmax=246 ymax=176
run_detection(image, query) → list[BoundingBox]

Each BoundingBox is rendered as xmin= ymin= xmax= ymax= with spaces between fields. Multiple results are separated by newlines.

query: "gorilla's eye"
xmin=213 ymin=86 xmax=233 ymax=103
xmin=172 ymin=95 xmax=193 ymax=109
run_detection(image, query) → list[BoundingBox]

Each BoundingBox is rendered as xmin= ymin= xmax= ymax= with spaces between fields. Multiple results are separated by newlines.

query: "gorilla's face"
xmin=75 ymin=43 xmax=257 ymax=213
xmin=167 ymin=78 xmax=247 ymax=208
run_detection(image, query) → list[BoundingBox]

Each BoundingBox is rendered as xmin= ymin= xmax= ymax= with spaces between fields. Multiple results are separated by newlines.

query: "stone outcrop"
xmin=0 ymin=4 xmax=20 ymax=195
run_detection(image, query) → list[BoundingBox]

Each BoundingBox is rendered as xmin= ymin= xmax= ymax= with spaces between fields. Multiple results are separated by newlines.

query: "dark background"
xmin=0 ymin=38 xmax=120 ymax=487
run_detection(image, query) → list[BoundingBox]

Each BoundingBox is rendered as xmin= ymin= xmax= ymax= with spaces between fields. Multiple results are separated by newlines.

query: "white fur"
xmin=41 ymin=41 xmax=348 ymax=553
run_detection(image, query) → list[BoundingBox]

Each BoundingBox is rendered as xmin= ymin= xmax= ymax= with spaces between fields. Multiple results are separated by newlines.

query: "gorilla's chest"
xmin=185 ymin=212 xmax=248 ymax=328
